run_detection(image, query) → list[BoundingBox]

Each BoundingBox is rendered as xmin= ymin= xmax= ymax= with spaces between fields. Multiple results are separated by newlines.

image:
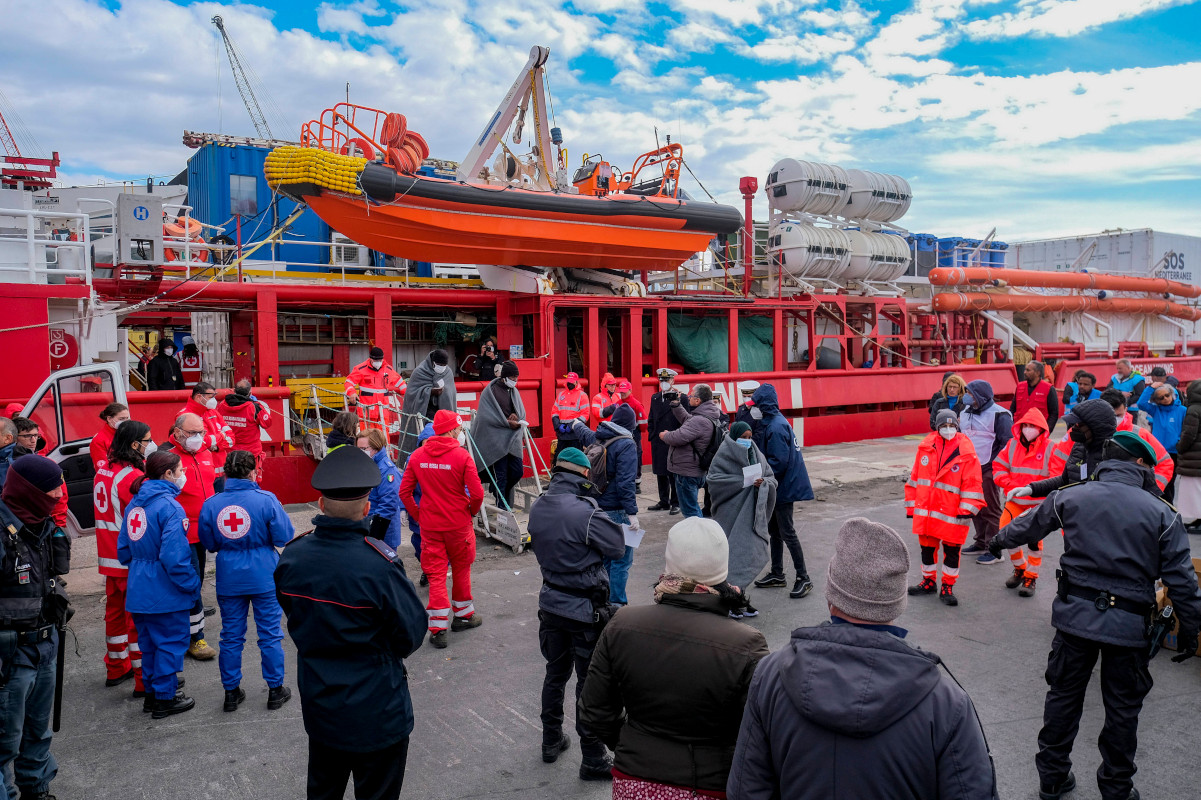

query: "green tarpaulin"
xmin=666 ymin=312 xmax=773 ymax=373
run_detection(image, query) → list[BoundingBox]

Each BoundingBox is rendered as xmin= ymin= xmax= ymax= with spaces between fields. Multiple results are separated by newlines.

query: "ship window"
xmin=230 ymin=174 xmax=258 ymax=217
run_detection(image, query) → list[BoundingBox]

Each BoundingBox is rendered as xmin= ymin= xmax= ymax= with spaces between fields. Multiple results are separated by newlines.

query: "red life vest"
xmin=178 ymin=352 xmax=203 ymax=384
xmin=1014 ymin=380 xmax=1051 ymax=423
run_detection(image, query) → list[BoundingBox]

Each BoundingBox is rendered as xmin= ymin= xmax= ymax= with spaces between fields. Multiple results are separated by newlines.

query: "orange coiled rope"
xmin=379 ymin=112 xmax=430 ymax=174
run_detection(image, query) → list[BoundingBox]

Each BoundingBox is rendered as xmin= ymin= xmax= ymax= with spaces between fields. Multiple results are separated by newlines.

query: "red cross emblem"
xmin=127 ymin=508 xmax=148 ymax=541
xmin=94 ymin=481 xmax=109 ymax=514
xmin=218 ymin=504 xmax=251 ymax=539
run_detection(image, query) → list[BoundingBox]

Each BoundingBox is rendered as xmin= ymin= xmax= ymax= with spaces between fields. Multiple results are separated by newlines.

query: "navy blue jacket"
xmin=274 ymin=515 xmax=427 ymax=751
xmin=367 ymin=449 xmax=404 ymax=549
xmin=198 ymin=478 xmax=294 ymax=596
xmin=750 ymin=385 xmax=814 ymax=504
xmin=573 ymin=420 xmax=639 ymax=515
xmin=118 ymin=479 xmax=201 ymax=614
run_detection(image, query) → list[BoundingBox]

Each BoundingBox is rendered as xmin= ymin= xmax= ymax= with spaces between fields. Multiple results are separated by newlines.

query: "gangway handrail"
xmin=0 ymin=206 xmax=93 ymax=284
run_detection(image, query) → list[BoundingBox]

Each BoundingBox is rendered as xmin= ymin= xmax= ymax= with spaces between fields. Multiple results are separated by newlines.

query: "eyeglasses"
xmin=16 ymin=433 xmax=38 ymax=441
xmin=181 ymin=429 xmax=204 ymax=437
xmin=140 ymin=437 xmax=153 ymax=444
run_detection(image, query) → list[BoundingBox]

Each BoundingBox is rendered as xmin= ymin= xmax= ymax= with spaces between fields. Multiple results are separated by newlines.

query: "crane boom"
xmin=0 ymin=109 xmax=20 ymax=158
xmin=212 ymin=15 xmax=273 ymax=140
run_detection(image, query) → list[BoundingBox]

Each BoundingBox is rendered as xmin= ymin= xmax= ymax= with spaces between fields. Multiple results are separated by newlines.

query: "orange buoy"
xmin=341 ymin=138 xmax=377 ymax=160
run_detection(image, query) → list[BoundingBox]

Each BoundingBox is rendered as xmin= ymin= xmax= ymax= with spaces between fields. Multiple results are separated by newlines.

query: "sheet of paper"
xmin=623 ymin=524 xmax=645 ymax=549
xmin=743 ymin=463 xmax=764 ymax=488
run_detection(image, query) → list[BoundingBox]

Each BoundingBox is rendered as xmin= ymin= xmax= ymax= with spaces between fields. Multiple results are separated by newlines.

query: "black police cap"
xmin=311 ymin=445 xmax=382 ymax=500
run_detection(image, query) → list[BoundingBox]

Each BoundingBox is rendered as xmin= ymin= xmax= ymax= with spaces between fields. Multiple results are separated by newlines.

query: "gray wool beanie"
xmin=825 ymin=517 xmax=909 ymax=623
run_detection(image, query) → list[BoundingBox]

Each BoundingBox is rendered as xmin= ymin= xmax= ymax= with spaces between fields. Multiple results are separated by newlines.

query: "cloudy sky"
xmin=2 ymin=0 xmax=1199 ymax=240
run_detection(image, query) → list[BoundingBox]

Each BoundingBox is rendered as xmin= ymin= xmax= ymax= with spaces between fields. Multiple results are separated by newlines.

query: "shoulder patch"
xmin=284 ymin=529 xmax=313 ymax=546
xmin=363 ymin=536 xmax=399 ymax=562
xmin=387 ymin=473 xmax=395 ymax=483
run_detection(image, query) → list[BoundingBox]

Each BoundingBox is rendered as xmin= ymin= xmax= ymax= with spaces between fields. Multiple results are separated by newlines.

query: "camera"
xmin=662 ymin=390 xmax=680 ymax=402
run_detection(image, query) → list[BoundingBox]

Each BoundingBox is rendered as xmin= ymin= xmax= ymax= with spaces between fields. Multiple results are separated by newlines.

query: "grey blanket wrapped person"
xmin=708 ymin=428 xmax=777 ymax=587
xmin=471 ymin=377 xmax=526 ymax=475
xmin=400 ymin=350 xmax=457 ymax=455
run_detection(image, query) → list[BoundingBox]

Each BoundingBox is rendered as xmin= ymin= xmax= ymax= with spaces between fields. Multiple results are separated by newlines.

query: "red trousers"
xmin=419 ymin=527 xmax=476 ymax=633
xmin=104 ymin=576 xmax=144 ymax=692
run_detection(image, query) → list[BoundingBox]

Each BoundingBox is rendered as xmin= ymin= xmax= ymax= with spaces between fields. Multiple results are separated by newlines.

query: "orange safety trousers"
xmin=999 ymin=501 xmax=1043 ymax=578
xmin=917 ymin=534 xmax=962 ymax=587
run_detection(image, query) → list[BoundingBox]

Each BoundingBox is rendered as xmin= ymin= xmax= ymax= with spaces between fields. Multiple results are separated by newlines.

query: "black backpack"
xmin=693 ymin=419 xmax=724 ymax=471
xmin=586 ymin=434 xmax=631 ymax=493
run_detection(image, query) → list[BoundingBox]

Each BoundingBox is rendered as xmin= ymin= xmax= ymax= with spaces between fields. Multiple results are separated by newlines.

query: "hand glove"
xmin=987 ymin=538 xmax=1005 ymax=559
xmin=1173 ymin=629 xmax=1198 ymax=663
xmin=628 ymin=515 xmax=640 ymax=530
xmin=1006 ymin=486 xmax=1032 ymax=503
xmin=601 ymin=405 xmax=615 ymax=419
xmin=552 ymin=414 xmax=561 ymax=428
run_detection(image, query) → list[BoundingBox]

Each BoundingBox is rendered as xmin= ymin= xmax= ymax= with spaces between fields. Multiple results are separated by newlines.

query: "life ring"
xmin=406 ymin=131 xmax=430 ymax=161
xmin=380 ymin=113 xmax=407 ymax=148
xmin=387 ymin=146 xmax=416 ymax=174
xmin=341 ymin=138 xmax=376 ymax=160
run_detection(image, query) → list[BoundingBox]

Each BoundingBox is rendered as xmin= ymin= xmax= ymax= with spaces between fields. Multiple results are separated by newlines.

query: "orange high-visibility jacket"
xmin=993 ymin=409 xmax=1062 ymax=510
xmin=553 ymin=387 xmax=590 ymax=421
xmin=345 ymin=360 xmax=406 ymax=405
xmin=905 ymin=431 xmax=986 ymax=545
xmin=1117 ymin=412 xmax=1174 ymax=491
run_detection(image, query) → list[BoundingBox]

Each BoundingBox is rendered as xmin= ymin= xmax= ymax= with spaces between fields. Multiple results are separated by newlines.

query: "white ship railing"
xmin=0 ymin=207 xmax=93 ymax=284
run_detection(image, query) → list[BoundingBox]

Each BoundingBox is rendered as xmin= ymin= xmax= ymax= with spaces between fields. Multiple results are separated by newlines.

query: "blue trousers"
xmin=218 ymin=591 xmax=285 ymax=690
xmin=602 ymin=509 xmax=634 ymax=605
xmin=0 ymin=634 xmax=57 ymax=799
xmin=675 ymin=474 xmax=706 ymax=519
xmin=132 ymin=610 xmax=190 ymax=701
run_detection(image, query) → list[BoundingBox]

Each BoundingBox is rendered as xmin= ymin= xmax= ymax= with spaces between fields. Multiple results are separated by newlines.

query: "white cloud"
xmin=966 ymin=0 xmax=1195 ymax=40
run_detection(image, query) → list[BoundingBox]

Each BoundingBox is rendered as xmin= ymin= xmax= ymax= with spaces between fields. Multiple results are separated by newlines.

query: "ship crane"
xmin=0 ymin=88 xmax=59 ymax=190
xmin=212 ymin=14 xmax=274 ymax=140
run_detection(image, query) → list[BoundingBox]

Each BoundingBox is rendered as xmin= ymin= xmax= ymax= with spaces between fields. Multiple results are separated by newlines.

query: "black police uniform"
xmin=0 ymin=495 xmax=70 ymax=799
xmin=995 ymin=459 xmax=1201 ymax=800
xmin=274 ymin=446 xmax=428 ymax=800
xmin=646 ymin=389 xmax=681 ymax=509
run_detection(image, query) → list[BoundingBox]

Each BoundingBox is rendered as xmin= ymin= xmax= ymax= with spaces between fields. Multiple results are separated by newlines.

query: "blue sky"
xmin=2 ymin=0 xmax=1199 ymax=240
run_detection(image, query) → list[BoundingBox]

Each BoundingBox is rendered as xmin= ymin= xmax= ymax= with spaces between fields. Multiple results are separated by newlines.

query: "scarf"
xmin=653 ymin=573 xmax=720 ymax=604
xmin=1 ymin=467 xmax=58 ymax=526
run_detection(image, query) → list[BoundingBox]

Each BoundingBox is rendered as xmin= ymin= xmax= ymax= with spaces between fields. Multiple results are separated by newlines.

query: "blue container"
xmin=187 ymin=142 xmax=331 ymax=268
xmin=937 ymin=237 xmax=965 ymax=269
xmin=990 ymin=241 xmax=1008 ymax=267
xmin=913 ymin=233 xmax=937 ymax=252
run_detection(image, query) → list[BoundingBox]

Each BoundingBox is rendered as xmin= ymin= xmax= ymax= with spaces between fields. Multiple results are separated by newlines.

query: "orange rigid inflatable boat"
xmin=265 ymin=103 xmax=743 ymax=272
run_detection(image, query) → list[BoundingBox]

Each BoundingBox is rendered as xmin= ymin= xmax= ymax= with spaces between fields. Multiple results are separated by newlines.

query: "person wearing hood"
xmin=146 ymin=339 xmax=184 ymax=391
xmin=400 ymin=349 xmax=457 ymax=455
xmin=345 ymin=345 xmax=406 ymax=440
xmin=119 ymin=450 xmax=201 ymax=719
xmin=579 ymin=518 xmax=769 ymax=798
xmin=589 ymin=372 xmax=619 ymax=429
xmin=1171 ymin=379 xmax=1201 ymax=531
xmin=1103 ymin=388 xmax=1173 ymax=494
xmin=551 ymin=372 xmax=590 ymax=455
xmin=571 ymin=405 xmax=641 ymax=604
xmin=659 ymin=383 xmax=724 ymax=519
xmin=748 ymin=384 xmax=816 ymax=600
xmin=602 ymin=379 xmax=648 ymax=484
xmin=710 ymin=422 xmax=777 ymax=604
xmin=958 ymin=379 xmax=1012 ymax=564
xmin=906 ymin=410 xmax=985 ymax=607
xmin=217 ymin=380 xmax=273 ymax=472
xmin=727 ymin=517 xmax=996 ymax=800
xmin=928 ymin=373 xmax=967 ymax=431
xmin=94 ymin=420 xmax=154 ymax=698
xmin=991 ymin=409 xmax=1061 ymax=597
xmin=325 ymin=411 xmax=359 ymax=453
xmin=176 ymin=382 xmax=234 ymax=484
xmin=199 ymin=450 xmax=295 ymax=714
xmin=1136 ymin=380 xmax=1185 ymax=501
xmin=398 ymin=410 xmax=485 ymax=649
xmin=90 ymin=402 xmax=130 ymax=470
xmin=176 ymin=335 xmax=204 ymax=385
xmin=0 ymin=417 xmax=16 ymax=488
xmin=646 ymin=368 xmax=682 ymax=514
xmin=0 ymin=455 xmax=71 ymax=800
xmin=1013 ymin=398 xmax=1118 ymax=503
xmin=989 ymin=431 xmax=1201 ymax=800
xmin=359 ymin=429 xmax=404 ymax=550
xmin=527 ymin=448 xmax=626 ymax=781
xmin=1011 ymin=360 xmax=1059 ymax=430
xmin=402 ymin=422 xmax=436 ymax=587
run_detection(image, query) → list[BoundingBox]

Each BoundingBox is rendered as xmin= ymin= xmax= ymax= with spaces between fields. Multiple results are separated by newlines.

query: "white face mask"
xmin=164 ymin=347 xmax=174 ymax=357
xmin=434 ymin=363 xmax=448 ymax=375
xmin=1022 ymin=425 xmax=1040 ymax=440
xmin=204 ymin=397 xmax=217 ymax=410
xmin=504 ymin=378 xmax=517 ymax=389
xmin=360 ymin=447 xmax=374 ymax=456
xmin=370 ymin=360 xmax=383 ymax=370
xmin=172 ymin=472 xmax=188 ymax=490
xmin=743 ymin=397 xmax=753 ymax=406
xmin=659 ymin=381 xmax=671 ymax=391
xmin=141 ymin=440 xmax=158 ymax=458
xmin=939 ymin=426 xmax=957 ymax=440
xmin=183 ymin=433 xmax=205 ymax=453
xmin=457 ymin=432 xmax=467 ymax=446
xmin=110 ymin=417 xmax=128 ymax=430
xmin=749 ymin=407 xmax=763 ymax=420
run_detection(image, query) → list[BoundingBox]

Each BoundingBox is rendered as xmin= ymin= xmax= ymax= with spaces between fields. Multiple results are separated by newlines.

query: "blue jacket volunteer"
xmin=198 ymin=450 xmax=294 ymax=713
xmin=991 ymin=432 xmax=1201 ymax=800
xmin=0 ymin=455 xmax=70 ymax=800
xmin=750 ymin=384 xmax=816 ymax=599
xmin=361 ymin=429 xmax=403 ymax=550
xmin=274 ymin=445 xmax=428 ymax=800
xmin=118 ymin=450 xmax=201 ymax=719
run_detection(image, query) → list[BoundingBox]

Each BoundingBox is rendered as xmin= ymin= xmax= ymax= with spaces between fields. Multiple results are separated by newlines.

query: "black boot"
xmin=579 ymin=753 xmax=614 ymax=781
xmin=18 ymin=790 xmax=56 ymax=800
xmin=223 ymin=687 xmax=246 ymax=712
xmin=542 ymin=732 xmax=570 ymax=763
xmin=1038 ymin=771 xmax=1076 ymax=800
xmin=267 ymin=686 xmax=292 ymax=710
xmin=151 ymin=692 xmax=196 ymax=719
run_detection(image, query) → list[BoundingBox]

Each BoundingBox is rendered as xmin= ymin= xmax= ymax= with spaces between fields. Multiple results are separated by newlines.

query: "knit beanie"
xmin=433 ymin=409 xmax=461 ymax=435
xmin=608 ymin=404 xmax=636 ymax=432
xmin=825 ymin=517 xmax=909 ymax=623
xmin=934 ymin=409 xmax=959 ymax=429
xmin=9 ymin=454 xmax=63 ymax=492
xmin=729 ymin=421 xmax=752 ymax=440
xmin=501 ymin=361 xmax=520 ymax=379
xmin=665 ymin=518 xmax=729 ymax=586
xmin=556 ymin=447 xmax=591 ymax=471
xmin=369 ymin=346 xmax=384 ymax=360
